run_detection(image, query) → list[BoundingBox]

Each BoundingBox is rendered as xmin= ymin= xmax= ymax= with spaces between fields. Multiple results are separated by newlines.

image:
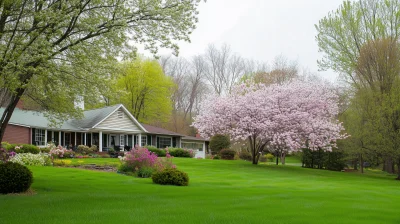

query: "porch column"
xmin=44 ymin=129 xmax=47 ymax=146
xmin=138 ymin=133 xmax=142 ymax=147
xmin=58 ymin=132 xmax=61 ymax=146
xmin=74 ymin=132 xmax=77 ymax=145
xmin=84 ymin=133 xmax=87 ymax=145
xmin=91 ymin=132 xmax=93 ymax=146
xmin=99 ymin=131 xmax=103 ymax=152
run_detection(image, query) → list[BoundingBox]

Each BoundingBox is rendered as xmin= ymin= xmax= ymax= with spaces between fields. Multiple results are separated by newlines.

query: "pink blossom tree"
xmin=193 ymin=80 xmax=346 ymax=165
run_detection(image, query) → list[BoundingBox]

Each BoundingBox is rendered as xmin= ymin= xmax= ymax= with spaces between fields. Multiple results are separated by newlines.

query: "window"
xmin=35 ymin=129 xmax=46 ymax=146
xmin=141 ymin=135 xmax=147 ymax=146
xmin=117 ymin=110 xmax=124 ymax=119
xmin=120 ymin=134 xmax=125 ymax=146
xmin=158 ymin=137 xmax=172 ymax=149
xmin=181 ymin=142 xmax=204 ymax=151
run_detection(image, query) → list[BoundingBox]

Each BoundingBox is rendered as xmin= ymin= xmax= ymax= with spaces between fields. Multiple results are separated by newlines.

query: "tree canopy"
xmin=0 ymin=0 xmax=203 ymax=142
xmin=114 ymin=58 xmax=175 ymax=124
xmin=193 ymin=80 xmax=345 ymax=165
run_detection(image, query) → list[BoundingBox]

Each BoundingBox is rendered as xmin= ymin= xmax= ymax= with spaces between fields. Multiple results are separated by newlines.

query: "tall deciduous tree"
xmin=193 ymin=81 xmax=345 ymax=165
xmin=115 ymin=58 xmax=174 ymax=124
xmin=0 ymin=0 xmax=203 ymax=143
xmin=316 ymin=0 xmax=400 ymax=178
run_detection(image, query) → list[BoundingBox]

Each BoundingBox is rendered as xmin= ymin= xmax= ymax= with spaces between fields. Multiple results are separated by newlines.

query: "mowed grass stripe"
xmin=0 ymin=158 xmax=399 ymax=224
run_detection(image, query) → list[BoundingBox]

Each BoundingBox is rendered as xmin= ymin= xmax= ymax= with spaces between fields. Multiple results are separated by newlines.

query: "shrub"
xmin=119 ymin=147 xmax=176 ymax=176
xmin=89 ymin=145 xmax=98 ymax=152
xmin=239 ymin=151 xmax=252 ymax=161
xmin=259 ymin=155 xmax=267 ymax=162
xmin=53 ymin=159 xmax=72 ymax=166
xmin=146 ymin=146 xmax=166 ymax=157
xmin=0 ymin=148 xmax=14 ymax=163
xmin=301 ymin=148 xmax=346 ymax=171
xmin=137 ymin=166 xmax=154 ymax=178
xmin=219 ymin=149 xmax=236 ymax=160
xmin=168 ymin=148 xmax=194 ymax=158
xmin=213 ymin=155 xmax=220 ymax=160
xmin=101 ymin=154 xmax=111 ymax=158
xmin=49 ymin=146 xmax=74 ymax=159
xmin=5 ymin=144 xmax=40 ymax=154
xmin=9 ymin=153 xmax=51 ymax=166
xmin=77 ymin=145 xmax=91 ymax=154
xmin=40 ymin=147 xmax=51 ymax=153
xmin=265 ymin=153 xmax=274 ymax=162
xmin=209 ymin=134 xmax=230 ymax=155
xmin=0 ymin=162 xmax=33 ymax=194
xmin=152 ymin=169 xmax=189 ymax=186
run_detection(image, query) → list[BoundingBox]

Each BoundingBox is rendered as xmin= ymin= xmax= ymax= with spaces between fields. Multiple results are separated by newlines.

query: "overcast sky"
xmin=142 ymin=0 xmax=346 ymax=82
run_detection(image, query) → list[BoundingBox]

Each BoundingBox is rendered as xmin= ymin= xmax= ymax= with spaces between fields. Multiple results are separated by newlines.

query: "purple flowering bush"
xmin=118 ymin=147 xmax=176 ymax=177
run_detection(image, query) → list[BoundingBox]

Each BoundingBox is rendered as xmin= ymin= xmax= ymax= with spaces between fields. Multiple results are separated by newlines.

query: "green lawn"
xmin=1 ymin=158 xmax=400 ymax=224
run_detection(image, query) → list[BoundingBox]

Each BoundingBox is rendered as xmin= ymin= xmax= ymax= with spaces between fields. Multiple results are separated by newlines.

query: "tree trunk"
xmin=281 ymin=152 xmax=286 ymax=165
xmin=383 ymin=157 xmax=395 ymax=174
xmin=0 ymin=88 xmax=25 ymax=143
xmin=397 ymin=159 xmax=400 ymax=180
xmin=360 ymin=153 xmax=364 ymax=174
xmin=276 ymin=150 xmax=279 ymax=165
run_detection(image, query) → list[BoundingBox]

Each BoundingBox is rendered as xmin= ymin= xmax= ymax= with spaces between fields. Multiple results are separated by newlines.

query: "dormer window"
xmin=117 ymin=110 xmax=124 ymax=119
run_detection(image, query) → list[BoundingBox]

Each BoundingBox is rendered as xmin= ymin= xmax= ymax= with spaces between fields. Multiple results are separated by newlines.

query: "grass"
xmin=1 ymin=158 xmax=400 ymax=224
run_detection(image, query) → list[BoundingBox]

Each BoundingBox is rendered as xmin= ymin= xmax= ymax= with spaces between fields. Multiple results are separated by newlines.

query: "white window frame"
xmin=141 ymin=135 xmax=147 ymax=147
xmin=158 ymin=136 xmax=172 ymax=149
xmin=35 ymin=129 xmax=46 ymax=146
xmin=120 ymin=134 xmax=125 ymax=146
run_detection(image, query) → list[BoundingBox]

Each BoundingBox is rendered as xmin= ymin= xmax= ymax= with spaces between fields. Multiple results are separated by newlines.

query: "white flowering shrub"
xmin=9 ymin=153 xmax=51 ymax=166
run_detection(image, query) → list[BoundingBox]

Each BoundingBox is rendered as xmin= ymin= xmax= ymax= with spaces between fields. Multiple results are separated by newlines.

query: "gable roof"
xmin=0 ymin=107 xmax=79 ymax=131
xmin=140 ymin=124 xmax=184 ymax=136
xmin=1 ymin=104 xmax=147 ymax=132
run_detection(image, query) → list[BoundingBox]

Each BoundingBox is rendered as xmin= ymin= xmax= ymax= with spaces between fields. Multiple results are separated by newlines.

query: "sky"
xmin=141 ymin=0 xmax=346 ymax=82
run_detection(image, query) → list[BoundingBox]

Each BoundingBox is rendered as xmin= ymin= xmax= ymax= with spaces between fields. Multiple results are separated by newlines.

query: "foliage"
xmin=53 ymin=159 xmax=72 ymax=167
xmin=89 ymin=145 xmax=98 ymax=152
xmin=168 ymin=148 xmax=195 ymax=158
xmin=239 ymin=151 xmax=252 ymax=161
xmin=209 ymin=134 xmax=230 ymax=155
xmin=77 ymin=145 xmax=92 ymax=155
xmin=219 ymin=149 xmax=236 ymax=160
xmin=146 ymin=146 xmax=167 ymax=157
xmin=152 ymin=169 xmax=189 ymax=186
xmin=265 ymin=153 xmax=274 ymax=162
xmin=259 ymin=155 xmax=267 ymax=163
xmin=193 ymin=80 xmax=346 ymax=165
xmin=0 ymin=147 xmax=13 ymax=163
xmin=113 ymin=58 xmax=175 ymax=124
xmin=9 ymin=153 xmax=51 ymax=166
xmin=0 ymin=162 xmax=33 ymax=194
xmin=119 ymin=147 xmax=175 ymax=175
xmin=4 ymin=144 xmax=40 ymax=154
xmin=0 ymin=0 xmax=204 ymax=144
xmin=301 ymin=148 xmax=346 ymax=171
xmin=137 ymin=166 xmax=155 ymax=178
xmin=50 ymin=146 xmax=74 ymax=159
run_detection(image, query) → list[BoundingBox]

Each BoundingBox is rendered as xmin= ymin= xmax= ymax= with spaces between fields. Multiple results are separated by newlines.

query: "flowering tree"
xmin=193 ymin=81 xmax=346 ymax=165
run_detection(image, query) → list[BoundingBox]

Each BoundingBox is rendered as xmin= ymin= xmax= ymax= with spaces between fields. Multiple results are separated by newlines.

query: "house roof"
xmin=0 ymin=107 xmax=80 ymax=131
xmin=1 ymin=105 xmax=182 ymax=136
xmin=140 ymin=124 xmax=184 ymax=136
xmin=70 ymin=104 xmax=121 ymax=129
xmin=182 ymin=135 xmax=209 ymax=142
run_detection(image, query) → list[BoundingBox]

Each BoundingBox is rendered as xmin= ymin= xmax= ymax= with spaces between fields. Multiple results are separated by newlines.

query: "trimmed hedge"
xmin=152 ymin=169 xmax=189 ymax=186
xmin=220 ymin=149 xmax=236 ymax=160
xmin=0 ymin=162 xmax=33 ymax=194
xmin=169 ymin=148 xmax=193 ymax=158
xmin=146 ymin=146 xmax=166 ymax=157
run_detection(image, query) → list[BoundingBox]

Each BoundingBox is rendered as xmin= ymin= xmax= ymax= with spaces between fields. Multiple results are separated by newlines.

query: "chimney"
xmin=195 ymin=132 xmax=201 ymax=138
